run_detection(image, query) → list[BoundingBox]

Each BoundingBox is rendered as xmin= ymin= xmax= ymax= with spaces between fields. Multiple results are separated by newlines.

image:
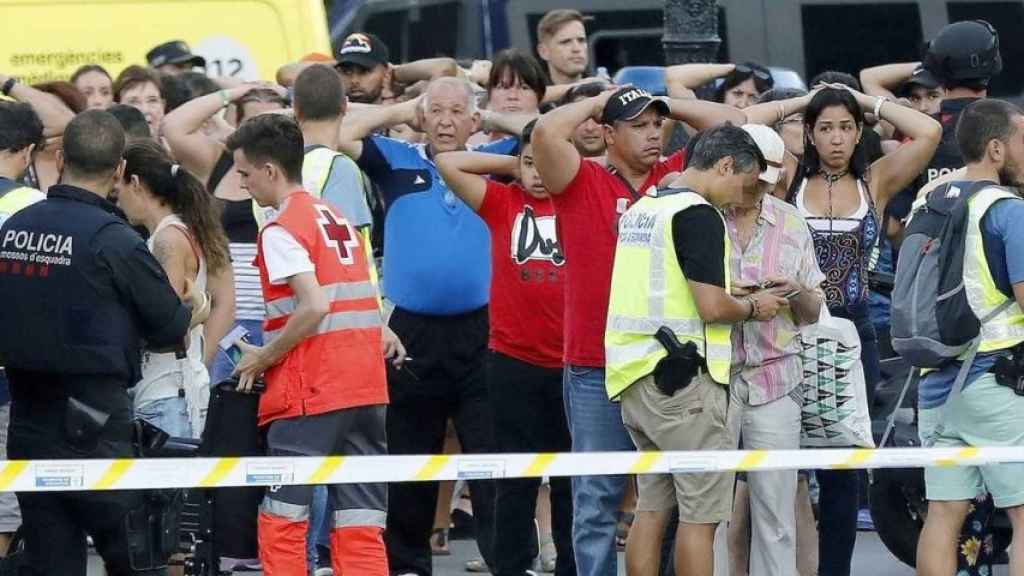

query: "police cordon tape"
xmin=1 ymin=446 xmax=1023 ymax=493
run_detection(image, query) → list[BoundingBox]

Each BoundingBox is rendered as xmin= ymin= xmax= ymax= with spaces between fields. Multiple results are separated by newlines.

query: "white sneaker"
xmin=313 ymin=568 xmax=334 ymax=576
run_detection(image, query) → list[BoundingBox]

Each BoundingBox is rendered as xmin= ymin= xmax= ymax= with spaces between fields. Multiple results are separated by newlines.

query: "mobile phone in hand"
xmin=218 ymin=325 xmax=250 ymax=366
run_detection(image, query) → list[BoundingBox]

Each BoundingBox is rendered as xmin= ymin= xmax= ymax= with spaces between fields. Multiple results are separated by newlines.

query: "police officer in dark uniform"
xmin=0 ymin=110 xmax=204 ymax=576
xmin=921 ymin=19 xmax=1002 ymax=184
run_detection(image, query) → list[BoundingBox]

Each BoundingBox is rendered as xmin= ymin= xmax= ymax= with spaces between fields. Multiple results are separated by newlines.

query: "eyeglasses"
xmin=735 ymin=64 xmax=774 ymax=88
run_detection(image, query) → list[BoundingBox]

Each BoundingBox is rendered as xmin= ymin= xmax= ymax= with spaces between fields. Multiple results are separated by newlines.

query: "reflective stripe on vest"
xmin=605 ymin=191 xmax=732 ymax=400
xmin=302 ymin=146 xmax=348 ymax=198
xmin=265 ymin=280 xmax=379 ymax=320
xmin=264 ymin=309 xmax=383 ymax=344
xmin=255 ymin=191 xmax=387 ymax=425
xmin=963 ymin=186 xmax=1024 ymax=353
xmin=0 ymin=186 xmax=44 ymax=226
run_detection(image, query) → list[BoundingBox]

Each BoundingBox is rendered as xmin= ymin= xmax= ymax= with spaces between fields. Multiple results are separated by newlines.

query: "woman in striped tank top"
xmin=746 ymin=85 xmax=942 ymax=576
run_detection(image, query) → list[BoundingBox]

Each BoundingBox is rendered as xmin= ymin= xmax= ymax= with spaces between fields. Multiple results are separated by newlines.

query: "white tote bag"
xmin=798 ymin=307 xmax=875 ymax=448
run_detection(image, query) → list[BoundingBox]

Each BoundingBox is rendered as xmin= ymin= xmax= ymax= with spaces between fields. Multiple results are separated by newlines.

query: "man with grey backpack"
xmin=892 ymin=99 xmax=1024 ymax=576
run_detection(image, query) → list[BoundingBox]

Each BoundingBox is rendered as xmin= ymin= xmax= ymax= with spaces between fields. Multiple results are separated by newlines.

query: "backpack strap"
xmin=928 ymin=299 xmax=1016 ymax=445
xmin=880 ymin=367 xmax=918 ymax=448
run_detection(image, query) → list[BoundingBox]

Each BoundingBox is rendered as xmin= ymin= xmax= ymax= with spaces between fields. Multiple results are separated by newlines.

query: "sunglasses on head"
xmin=735 ymin=64 xmax=774 ymax=87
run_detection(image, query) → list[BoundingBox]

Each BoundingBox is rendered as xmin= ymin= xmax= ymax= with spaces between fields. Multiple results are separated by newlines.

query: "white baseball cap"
xmin=741 ymin=124 xmax=786 ymax=185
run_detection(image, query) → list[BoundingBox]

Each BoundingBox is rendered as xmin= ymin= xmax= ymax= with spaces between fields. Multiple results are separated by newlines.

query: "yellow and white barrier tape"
xmin=0 ymin=446 xmax=1019 ymax=493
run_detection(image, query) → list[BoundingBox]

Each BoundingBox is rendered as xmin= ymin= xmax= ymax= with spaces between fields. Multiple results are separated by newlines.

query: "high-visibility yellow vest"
xmin=252 ymin=146 xmax=369 ymax=229
xmin=0 ymin=183 xmax=44 ymax=226
xmin=301 ymin=146 xmax=366 ymax=204
xmin=605 ymin=190 xmax=732 ymax=400
xmin=963 ymin=186 xmax=1024 ymax=353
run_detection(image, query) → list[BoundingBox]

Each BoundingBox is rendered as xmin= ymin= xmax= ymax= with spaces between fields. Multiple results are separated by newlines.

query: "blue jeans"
xmin=307 ymin=486 xmax=331 ymax=569
xmin=209 ymin=319 xmax=264 ymax=386
xmin=563 ymin=365 xmax=635 ymax=576
xmin=817 ymin=304 xmax=881 ymax=576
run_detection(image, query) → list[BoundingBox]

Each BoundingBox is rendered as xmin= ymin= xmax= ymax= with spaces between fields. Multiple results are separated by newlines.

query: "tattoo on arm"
xmin=151 ymin=232 xmax=175 ymax=266
xmin=151 ymin=228 xmax=189 ymax=296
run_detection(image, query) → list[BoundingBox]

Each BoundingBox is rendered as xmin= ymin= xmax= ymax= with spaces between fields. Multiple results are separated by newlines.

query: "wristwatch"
xmin=1 ymin=77 xmax=17 ymax=97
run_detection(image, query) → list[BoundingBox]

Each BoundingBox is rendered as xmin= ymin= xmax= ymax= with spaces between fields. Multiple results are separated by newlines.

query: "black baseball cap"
xmin=336 ymin=32 xmax=390 ymax=69
xmin=904 ymin=66 xmax=940 ymax=90
xmin=601 ymin=87 xmax=670 ymax=124
xmin=146 ymin=40 xmax=206 ymax=69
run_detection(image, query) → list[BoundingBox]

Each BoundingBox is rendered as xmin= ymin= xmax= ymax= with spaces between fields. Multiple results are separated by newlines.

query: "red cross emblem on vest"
xmin=315 ymin=205 xmax=359 ymax=264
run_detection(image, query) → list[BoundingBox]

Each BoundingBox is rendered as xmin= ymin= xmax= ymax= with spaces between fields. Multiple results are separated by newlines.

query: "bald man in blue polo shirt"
xmin=339 ymin=77 xmax=495 ymax=576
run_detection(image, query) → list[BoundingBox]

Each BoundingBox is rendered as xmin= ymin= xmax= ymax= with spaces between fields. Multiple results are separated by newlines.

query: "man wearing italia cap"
xmin=532 ymin=86 xmax=744 ymax=576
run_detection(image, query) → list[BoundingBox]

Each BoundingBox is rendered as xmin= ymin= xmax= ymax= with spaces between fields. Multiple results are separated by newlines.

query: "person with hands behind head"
xmin=0 ymin=71 xmax=75 ymax=139
xmin=665 ymin=62 xmax=774 ymax=109
xmin=859 ymin=62 xmax=944 ymax=116
xmin=436 ymin=120 xmax=574 ymax=576
xmin=744 ymin=82 xmax=940 ymax=576
xmin=162 ymin=81 xmax=287 ymax=384
xmin=531 ymin=84 xmax=745 ymax=576
xmin=606 ymin=124 xmax=783 ymax=576
xmin=226 ymin=114 xmax=393 ymax=576
xmin=162 ymin=82 xmax=288 ymax=192
xmin=338 ymin=76 xmax=499 ymax=576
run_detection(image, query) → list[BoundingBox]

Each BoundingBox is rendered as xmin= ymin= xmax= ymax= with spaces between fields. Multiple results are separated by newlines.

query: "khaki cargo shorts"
xmin=621 ymin=372 xmax=738 ymax=524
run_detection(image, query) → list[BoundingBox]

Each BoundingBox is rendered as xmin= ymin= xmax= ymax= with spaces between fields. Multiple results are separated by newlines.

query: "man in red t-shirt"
xmin=437 ymin=120 xmax=573 ymax=576
xmin=532 ymin=86 xmax=745 ymax=576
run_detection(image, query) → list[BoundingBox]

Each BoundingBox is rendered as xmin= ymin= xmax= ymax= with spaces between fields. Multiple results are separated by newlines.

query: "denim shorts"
xmin=135 ymin=396 xmax=194 ymax=439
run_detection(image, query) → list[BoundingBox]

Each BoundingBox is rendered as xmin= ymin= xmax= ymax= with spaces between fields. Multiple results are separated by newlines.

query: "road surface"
xmin=84 ymin=531 xmax=1011 ymax=575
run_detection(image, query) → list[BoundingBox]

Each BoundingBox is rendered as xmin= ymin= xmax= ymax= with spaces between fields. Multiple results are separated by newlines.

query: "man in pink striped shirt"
xmin=725 ymin=125 xmax=825 ymax=576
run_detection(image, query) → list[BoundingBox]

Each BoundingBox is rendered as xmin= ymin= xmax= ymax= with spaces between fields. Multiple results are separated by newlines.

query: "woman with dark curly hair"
xmin=665 ymin=61 xmax=774 ymax=109
xmin=746 ymin=85 xmax=941 ymax=576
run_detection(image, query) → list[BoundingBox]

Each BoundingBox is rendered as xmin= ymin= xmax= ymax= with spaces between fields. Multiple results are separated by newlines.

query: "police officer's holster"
xmin=126 ymin=418 xmax=185 ymax=572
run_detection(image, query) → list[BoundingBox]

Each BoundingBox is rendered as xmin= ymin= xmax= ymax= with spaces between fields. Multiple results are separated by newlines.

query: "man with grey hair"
xmin=724 ymin=125 xmax=824 ymax=576
xmin=338 ymin=77 xmax=496 ymax=576
xmin=605 ymin=124 xmax=786 ymax=576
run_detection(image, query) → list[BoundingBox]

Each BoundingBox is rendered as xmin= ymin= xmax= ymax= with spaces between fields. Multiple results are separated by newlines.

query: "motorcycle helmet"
xmin=923 ymin=20 xmax=1002 ymax=85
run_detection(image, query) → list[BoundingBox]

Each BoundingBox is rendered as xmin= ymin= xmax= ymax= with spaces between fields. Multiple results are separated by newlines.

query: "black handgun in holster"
xmin=63 ymin=397 xmax=110 ymax=452
xmin=991 ymin=344 xmax=1024 ymax=396
xmin=652 ymin=326 xmax=706 ymax=396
